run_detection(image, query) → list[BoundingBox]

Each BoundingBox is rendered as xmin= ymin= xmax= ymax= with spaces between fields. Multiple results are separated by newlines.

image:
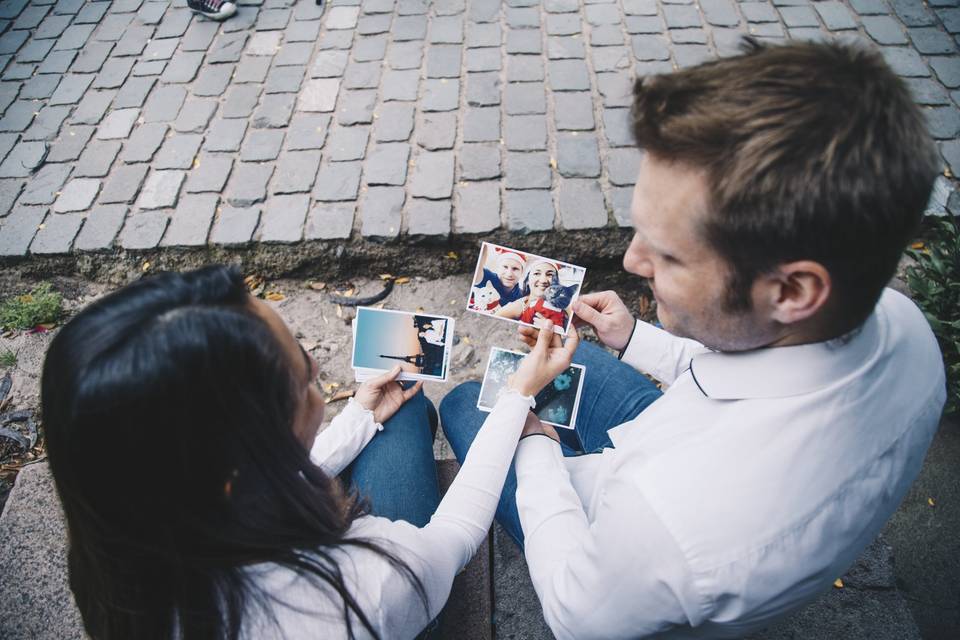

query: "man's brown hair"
xmin=631 ymin=38 xmax=939 ymax=334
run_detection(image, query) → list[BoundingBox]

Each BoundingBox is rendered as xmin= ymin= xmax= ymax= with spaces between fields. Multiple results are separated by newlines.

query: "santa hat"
xmin=495 ymin=247 xmax=527 ymax=269
xmin=525 ymin=257 xmax=561 ymax=276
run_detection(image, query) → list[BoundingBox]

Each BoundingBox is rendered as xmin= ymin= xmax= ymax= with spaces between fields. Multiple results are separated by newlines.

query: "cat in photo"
xmin=469 ymin=281 xmax=501 ymax=312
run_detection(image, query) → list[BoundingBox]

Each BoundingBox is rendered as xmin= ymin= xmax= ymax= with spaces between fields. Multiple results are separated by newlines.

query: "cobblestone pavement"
xmin=0 ymin=0 xmax=957 ymax=257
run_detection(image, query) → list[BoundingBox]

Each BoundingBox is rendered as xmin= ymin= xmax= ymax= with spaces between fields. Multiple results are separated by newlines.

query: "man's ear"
xmin=762 ymin=261 xmax=832 ymax=325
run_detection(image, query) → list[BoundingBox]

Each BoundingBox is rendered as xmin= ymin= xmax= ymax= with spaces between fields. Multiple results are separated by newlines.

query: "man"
xmin=440 ymin=39 xmax=945 ymax=638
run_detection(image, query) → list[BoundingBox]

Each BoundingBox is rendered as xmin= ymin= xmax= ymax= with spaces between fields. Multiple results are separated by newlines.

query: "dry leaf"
xmin=342 ymin=288 xmax=355 ymax=297
xmin=322 ymin=382 xmax=341 ymax=394
xmin=928 ymin=497 xmax=936 ymax=507
xmin=375 ymin=303 xmax=385 ymax=309
xmin=462 ymin=336 xmax=471 ymax=344
xmin=308 ymin=281 xmax=327 ymax=291
xmin=444 ymin=251 xmax=459 ymax=260
xmin=910 ymin=242 xmax=925 ymax=250
xmin=833 ymin=579 xmax=843 ymax=589
xmin=379 ymin=273 xmax=394 ymax=280
xmin=395 ymin=276 xmax=411 ymax=285
xmin=549 ymin=157 xmax=557 ymax=169
xmin=265 ymin=291 xmax=285 ymax=301
xmin=327 ymin=390 xmax=355 ymax=403
xmin=142 ymin=261 xmax=151 ymax=272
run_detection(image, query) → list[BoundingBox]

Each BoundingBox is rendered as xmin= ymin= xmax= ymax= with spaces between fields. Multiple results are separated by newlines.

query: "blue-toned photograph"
xmin=352 ymin=307 xmax=453 ymax=381
xmin=476 ymin=348 xmax=585 ymax=429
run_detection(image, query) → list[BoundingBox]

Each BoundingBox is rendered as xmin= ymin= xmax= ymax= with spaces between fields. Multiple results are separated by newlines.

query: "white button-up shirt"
xmin=515 ymin=289 xmax=945 ymax=639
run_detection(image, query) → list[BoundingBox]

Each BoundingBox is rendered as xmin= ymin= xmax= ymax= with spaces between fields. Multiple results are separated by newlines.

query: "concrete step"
xmin=0 ymin=460 xmax=926 ymax=640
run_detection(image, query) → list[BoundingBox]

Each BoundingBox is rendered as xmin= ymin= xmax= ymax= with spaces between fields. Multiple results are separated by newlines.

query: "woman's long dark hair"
xmin=42 ymin=266 xmax=424 ymax=640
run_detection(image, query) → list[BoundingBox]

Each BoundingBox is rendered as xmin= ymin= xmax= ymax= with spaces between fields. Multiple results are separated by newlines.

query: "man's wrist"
xmin=618 ymin=317 xmax=639 ymax=360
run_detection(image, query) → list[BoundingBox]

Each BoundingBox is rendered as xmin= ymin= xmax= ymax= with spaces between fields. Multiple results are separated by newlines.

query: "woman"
xmin=496 ymin=259 xmax=571 ymax=329
xmin=41 ymin=266 xmax=576 ymax=640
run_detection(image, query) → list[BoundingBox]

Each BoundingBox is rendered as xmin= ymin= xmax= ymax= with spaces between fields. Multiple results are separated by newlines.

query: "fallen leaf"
xmin=342 ymin=288 xmax=355 ymax=297
xmin=327 ymin=389 xmax=355 ymax=403
xmin=549 ymin=157 xmax=557 ymax=169
xmin=928 ymin=497 xmax=936 ymax=507
xmin=308 ymin=281 xmax=327 ymax=291
xmin=444 ymin=251 xmax=459 ymax=260
xmin=323 ymin=382 xmax=340 ymax=394
xmin=375 ymin=302 xmax=385 ymax=309
xmin=910 ymin=242 xmax=925 ymax=250
xmin=142 ymin=261 xmax=151 ymax=272
xmin=265 ymin=291 xmax=285 ymax=301
xmin=462 ymin=336 xmax=471 ymax=344
xmin=833 ymin=578 xmax=843 ymax=589
xmin=395 ymin=276 xmax=411 ymax=285
xmin=379 ymin=273 xmax=394 ymax=280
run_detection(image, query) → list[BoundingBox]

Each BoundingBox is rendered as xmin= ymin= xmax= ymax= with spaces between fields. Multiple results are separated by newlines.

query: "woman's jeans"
xmin=439 ymin=341 xmax=663 ymax=548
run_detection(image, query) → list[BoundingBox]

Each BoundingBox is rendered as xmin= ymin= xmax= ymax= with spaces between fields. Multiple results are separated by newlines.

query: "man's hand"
xmin=571 ymin=291 xmax=636 ymax=351
xmin=520 ymin=411 xmax=560 ymax=443
xmin=508 ymin=320 xmax=580 ymax=397
xmin=354 ymin=366 xmax=423 ymax=424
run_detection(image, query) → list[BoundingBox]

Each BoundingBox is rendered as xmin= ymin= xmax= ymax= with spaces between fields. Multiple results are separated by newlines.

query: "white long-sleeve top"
xmin=242 ymin=392 xmax=533 ymax=639
xmin=515 ymin=288 xmax=945 ymax=639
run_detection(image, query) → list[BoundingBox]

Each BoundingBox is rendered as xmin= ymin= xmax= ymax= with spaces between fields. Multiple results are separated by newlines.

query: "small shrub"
xmin=906 ymin=217 xmax=960 ymax=415
xmin=0 ymin=283 xmax=63 ymax=331
xmin=0 ymin=350 xmax=15 ymax=368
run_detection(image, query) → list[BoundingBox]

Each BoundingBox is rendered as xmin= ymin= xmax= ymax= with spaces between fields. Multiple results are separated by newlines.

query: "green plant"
xmin=906 ymin=217 xmax=960 ymax=415
xmin=0 ymin=350 xmax=15 ymax=368
xmin=0 ymin=283 xmax=63 ymax=331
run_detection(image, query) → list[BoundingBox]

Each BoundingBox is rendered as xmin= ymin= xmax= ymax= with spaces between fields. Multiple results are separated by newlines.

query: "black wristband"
xmin=519 ymin=432 xmax=560 ymax=444
xmin=617 ymin=317 xmax=638 ymax=360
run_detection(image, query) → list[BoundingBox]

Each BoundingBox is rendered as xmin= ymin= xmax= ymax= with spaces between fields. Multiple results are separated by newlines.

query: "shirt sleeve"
xmin=371 ymin=391 xmax=534 ymax=634
xmin=514 ymin=439 xmax=706 ymax=639
xmin=620 ymin=320 xmax=711 ymax=386
xmin=308 ymin=398 xmax=382 ymax=476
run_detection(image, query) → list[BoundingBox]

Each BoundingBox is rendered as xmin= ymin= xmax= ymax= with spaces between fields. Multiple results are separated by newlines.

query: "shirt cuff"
xmin=342 ymin=396 xmax=384 ymax=432
xmin=618 ymin=317 xmax=639 ymax=360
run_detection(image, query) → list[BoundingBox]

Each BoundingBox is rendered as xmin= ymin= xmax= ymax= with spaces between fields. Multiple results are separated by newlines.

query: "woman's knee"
xmin=439 ymin=381 xmax=483 ymax=449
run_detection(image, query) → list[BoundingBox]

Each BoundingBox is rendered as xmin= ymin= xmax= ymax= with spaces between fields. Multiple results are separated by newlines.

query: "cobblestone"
xmin=0 ymin=0 xmax=951 ymax=253
xmin=210 ymin=205 xmax=260 ymax=245
xmin=454 ymin=180 xmax=500 ymax=233
xmin=360 ymin=186 xmax=404 ymax=239
xmin=226 ymin=162 xmax=273 ymax=206
xmin=260 ymin=193 xmax=309 ymax=242
xmin=160 ymin=192 xmax=217 ymax=247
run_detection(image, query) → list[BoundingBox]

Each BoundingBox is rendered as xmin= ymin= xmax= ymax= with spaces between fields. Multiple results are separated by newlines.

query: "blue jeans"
xmin=440 ymin=341 xmax=663 ymax=548
xmin=343 ymin=388 xmax=440 ymax=527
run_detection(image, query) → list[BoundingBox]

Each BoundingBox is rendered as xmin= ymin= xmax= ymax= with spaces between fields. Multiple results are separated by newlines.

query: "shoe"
xmin=187 ymin=0 xmax=237 ymax=21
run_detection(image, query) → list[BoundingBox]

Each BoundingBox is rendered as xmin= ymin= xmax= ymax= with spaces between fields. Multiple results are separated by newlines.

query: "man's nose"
xmin=623 ymin=236 xmax=654 ymax=279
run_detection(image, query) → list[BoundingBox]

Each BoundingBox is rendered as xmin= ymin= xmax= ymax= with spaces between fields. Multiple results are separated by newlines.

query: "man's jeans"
xmin=440 ymin=341 xmax=663 ymax=548
xmin=343 ymin=387 xmax=441 ymax=527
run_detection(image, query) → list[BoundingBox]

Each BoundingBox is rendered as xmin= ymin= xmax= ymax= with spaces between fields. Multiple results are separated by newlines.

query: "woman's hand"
xmin=354 ymin=366 xmax=423 ymax=425
xmin=507 ymin=320 xmax=580 ymax=397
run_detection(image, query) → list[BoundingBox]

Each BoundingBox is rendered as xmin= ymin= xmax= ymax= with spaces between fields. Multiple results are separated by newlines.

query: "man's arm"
xmin=619 ymin=319 xmax=710 ymax=386
xmin=515 ymin=438 xmax=706 ymax=639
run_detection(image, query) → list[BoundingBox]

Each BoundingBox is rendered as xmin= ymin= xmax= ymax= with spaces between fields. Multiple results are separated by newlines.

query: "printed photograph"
xmin=352 ymin=307 xmax=454 ymax=382
xmin=476 ymin=348 xmax=585 ymax=429
xmin=467 ymin=242 xmax=586 ymax=335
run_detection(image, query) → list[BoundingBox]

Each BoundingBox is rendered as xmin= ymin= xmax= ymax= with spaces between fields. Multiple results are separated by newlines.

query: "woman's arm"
xmin=308 ymin=398 xmax=381 ymax=476
xmin=496 ymin=297 xmax=527 ymax=319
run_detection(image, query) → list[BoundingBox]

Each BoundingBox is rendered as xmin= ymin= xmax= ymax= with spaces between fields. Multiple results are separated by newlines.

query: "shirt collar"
xmin=688 ymin=309 xmax=883 ymax=400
